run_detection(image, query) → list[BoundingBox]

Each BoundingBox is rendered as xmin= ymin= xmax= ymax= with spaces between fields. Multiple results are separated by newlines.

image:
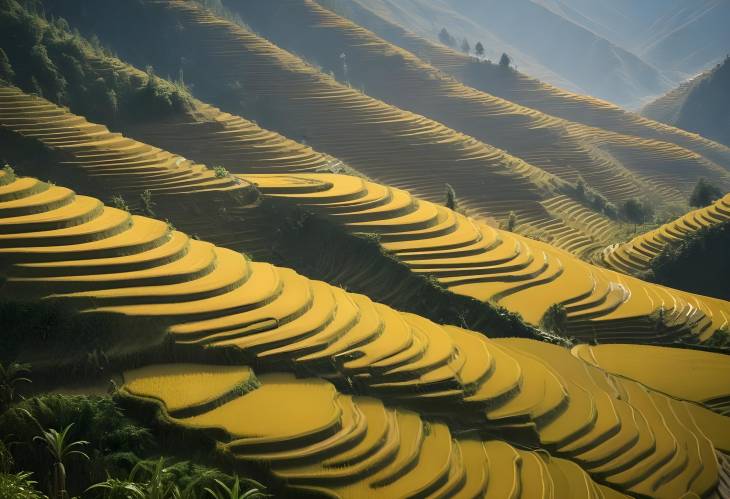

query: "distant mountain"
xmin=337 ymin=0 xmax=671 ymax=107
xmin=534 ymin=0 xmax=730 ymax=80
xmin=643 ymin=57 xmax=730 ymax=147
xmin=641 ymin=0 xmax=730 ymax=78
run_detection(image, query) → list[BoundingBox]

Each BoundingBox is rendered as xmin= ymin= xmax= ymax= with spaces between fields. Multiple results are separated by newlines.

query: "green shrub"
xmin=540 ymin=304 xmax=567 ymax=336
xmin=139 ymin=189 xmax=155 ymax=217
xmin=0 ymin=472 xmax=47 ymax=499
xmin=109 ymin=195 xmax=130 ymax=213
xmin=213 ymin=166 xmax=230 ymax=179
xmin=689 ymin=177 xmax=722 ymax=207
xmin=444 ymin=183 xmax=456 ymax=210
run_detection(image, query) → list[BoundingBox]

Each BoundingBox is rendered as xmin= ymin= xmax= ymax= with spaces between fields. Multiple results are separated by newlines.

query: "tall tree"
xmin=475 ymin=42 xmax=485 ymax=58
xmin=499 ymin=52 xmax=512 ymax=68
xmin=438 ymin=28 xmax=456 ymax=48
xmin=689 ymin=177 xmax=723 ymax=207
xmin=461 ymin=38 xmax=471 ymax=55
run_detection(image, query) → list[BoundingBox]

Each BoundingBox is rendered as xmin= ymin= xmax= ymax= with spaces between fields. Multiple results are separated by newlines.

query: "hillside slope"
xmin=0 ymin=169 xmax=728 ymax=498
xmin=643 ymin=57 xmax=730 ymax=147
xmin=45 ymin=0 xmax=607 ymax=245
xmin=322 ymin=0 xmax=670 ymax=107
xmin=240 ymin=173 xmax=730 ymax=346
xmin=320 ymin=0 xmax=730 ymax=170
xmin=224 ymin=0 xmax=730 ymax=254
xmin=601 ymin=193 xmax=730 ymax=276
xmin=0 ymin=85 xmax=552 ymax=343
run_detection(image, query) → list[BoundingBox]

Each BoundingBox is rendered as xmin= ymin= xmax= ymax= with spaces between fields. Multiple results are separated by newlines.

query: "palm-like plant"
xmin=204 ymin=477 xmax=269 ymax=499
xmin=20 ymin=410 xmax=89 ymax=499
xmin=34 ymin=424 xmax=90 ymax=499
xmin=0 ymin=362 xmax=31 ymax=409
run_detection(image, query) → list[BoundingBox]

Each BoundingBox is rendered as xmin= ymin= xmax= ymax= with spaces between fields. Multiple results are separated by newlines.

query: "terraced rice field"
xmin=241 ymin=173 xmax=730 ymax=344
xmin=108 ymin=0 xmax=613 ymax=242
xmin=1 ymin=171 xmax=728 ymax=497
xmin=77 ymin=55 xmax=342 ymax=175
xmin=0 ymin=87 xmax=243 ymax=197
xmin=573 ymin=344 xmax=730 ymax=416
xmin=0 ymin=85 xmax=278 ymax=252
xmin=601 ymin=194 xmax=730 ymax=275
xmin=237 ymin=0 xmax=730 ymax=207
xmin=121 ymin=362 xmax=729 ymax=498
xmin=326 ymin=0 xmax=730 ymax=173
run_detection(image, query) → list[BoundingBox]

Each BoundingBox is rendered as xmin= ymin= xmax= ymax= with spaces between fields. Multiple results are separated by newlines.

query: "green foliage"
xmin=2 ymin=163 xmax=16 ymax=180
xmin=571 ymin=176 xmax=615 ymax=218
xmin=438 ymin=27 xmax=456 ymax=48
xmin=0 ymin=472 xmax=47 ymax=499
xmin=110 ymin=195 xmax=130 ymax=213
xmin=444 ymin=183 xmax=457 ymax=210
xmin=204 ymin=477 xmax=269 ymax=499
xmin=0 ymin=0 xmax=191 ymax=125
xmin=0 ymin=361 xmax=31 ymax=410
xmin=506 ymin=211 xmax=517 ymax=232
xmin=139 ymin=189 xmax=155 ymax=217
xmin=0 ymin=47 xmax=15 ymax=83
xmin=1 ymin=395 xmax=153 ymax=497
xmin=499 ymin=52 xmax=512 ymax=68
xmin=0 ymin=440 xmax=13 ymax=473
xmin=213 ymin=166 xmax=230 ymax=179
xmin=88 ymin=459 xmax=260 ymax=499
xmin=540 ymin=304 xmax=568 ymax=335
xmin=621 ymin=198 xmax=654 ymax=226
xmin=688 ymin=177 xmax=722 ymax=208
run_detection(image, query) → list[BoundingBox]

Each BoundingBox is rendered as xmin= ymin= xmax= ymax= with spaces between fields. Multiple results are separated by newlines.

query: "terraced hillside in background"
xmin=601 ymin=194 xmax=730 ymax=275
xmin=0 ymin=168 xmax=728 ymax=497
xmin=319 ymin=0 xmax=730 ymax=169
xmin=44 ymin=0 xmax=645 ymax=255
xmin=0 ymin=85 xmax=553 ymax=342
xmin=3 ymin=84 xmax=728 ymax=347
xmin=241 ymin=173 xmax=730 ymax=345
xmin=77 ymin=57 xmax=344 ymax=176
xmin=232 ymin=0 xmax=730 ymax=214
xmin=643 ymin=56 xmax=730 ymax=148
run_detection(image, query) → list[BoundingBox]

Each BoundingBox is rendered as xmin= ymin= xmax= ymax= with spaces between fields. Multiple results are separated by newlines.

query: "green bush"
xmin=689 ymin=177 xmax=722 ymax=208
xmin=540 ymin=304 xmax=567 ymax=336
xmin=213 ymin=166 xmax=230 ymax=179
xmin=0 ymin=472 xmax=47 ymax=499
xmin=0 ymin=0 xmax=191 ymax=125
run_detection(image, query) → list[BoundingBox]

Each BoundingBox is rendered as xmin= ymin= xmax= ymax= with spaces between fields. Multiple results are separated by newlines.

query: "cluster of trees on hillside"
xmin=0 ymin=0 xmax=192 ymax=127
xmin=437 ymin=27 xmax=510 ymax=68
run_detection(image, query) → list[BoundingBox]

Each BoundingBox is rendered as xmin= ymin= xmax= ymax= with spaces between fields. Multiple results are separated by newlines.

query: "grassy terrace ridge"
xmin=601 ymin=193 xmax=730 ymax=275
xmin=119 ymin=357 xmax=727 ymax=498
xmin=573 ymin=344 xmax=730 ymax=416
xmin=0 ymin=171 xmax=728 ymax=498
xmin=232 ymin=0 xmax=730 ymax=219
xmin=0 ymin=85 xmax=556 ymax=344
xmin=240 ymin=173 xmax=730 ymax=346
xmin=316 ymin=0 xmax=730 ymax=169
xmin=42 ymin=0 xmax=623 ymax=254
